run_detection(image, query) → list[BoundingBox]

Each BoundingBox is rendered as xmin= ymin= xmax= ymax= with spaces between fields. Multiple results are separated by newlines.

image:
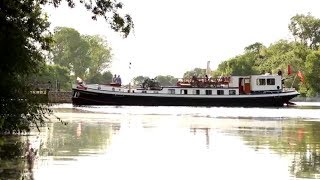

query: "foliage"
xmin=304 ymin=51 xmax=320 ymax=96
xmin=52 ymin=27 xmax=112 ymax=79
xmin=29 ymin=64 xmax=71 ymax=91
xmin=215 ymin=36 xmax=320 ymax=96
xmin=42 ymin=0 xmax=134 ymax=37
xmin=133 ymin=76 xmax=150 ymax=86
xmin=183 ymin=68 xmax=206 ymax=79
xmin=289 ymin=13 xmax=320 ymax=50
xmin=0 ymin=0 xmax=133 ymax=134
xmin=0 ymin=0 xmax=52 ymax=133
xmin=133 ymin=75 xmax=178 ymax=87
xmin=216 ymin=52 xmax=258 ymax=76
xmin=141 ymin=78 xmax=161 ymax=90
xmin=154 ymin=75 xmax=178 ymax=86
xmin=86 ymin=71 xmax=113 ymax=84
xmin=84 ymin=35 xmax=112 ymax=76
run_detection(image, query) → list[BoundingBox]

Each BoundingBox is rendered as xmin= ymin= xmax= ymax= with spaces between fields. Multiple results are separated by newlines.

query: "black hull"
xmin=72 ymin=89 xmax=299 ymax=107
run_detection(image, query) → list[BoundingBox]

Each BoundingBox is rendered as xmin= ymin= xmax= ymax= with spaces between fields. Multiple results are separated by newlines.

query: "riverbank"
xmin=293 ymin=97 xmax=320 ymax=102
xmin=48 ymin=91 xmax=72 ymax=103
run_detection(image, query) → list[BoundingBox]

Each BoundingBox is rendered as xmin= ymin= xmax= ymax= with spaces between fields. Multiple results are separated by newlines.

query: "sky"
xmin=44 ymin=0 xmax=320 ymax=83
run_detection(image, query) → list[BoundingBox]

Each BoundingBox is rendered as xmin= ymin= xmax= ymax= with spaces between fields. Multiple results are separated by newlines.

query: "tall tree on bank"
xmin=289 ymin=14 xmax=320 ymax=50
xmin=0 ymin=0 xmax=133 ymax=134
xmin=52 ymin=27 xmax=90 ymax=78
xmin=52 ymin=27 xmax=112 ymax=80
xmin=83 ymin=35 xmax=112 ymax=78
xmin=0 ymin=1 xmax=52 ymax=133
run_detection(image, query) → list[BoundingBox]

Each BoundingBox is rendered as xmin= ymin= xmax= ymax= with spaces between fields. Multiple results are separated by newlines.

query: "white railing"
xmin=283 ymin=87 xmax=296 ymax=92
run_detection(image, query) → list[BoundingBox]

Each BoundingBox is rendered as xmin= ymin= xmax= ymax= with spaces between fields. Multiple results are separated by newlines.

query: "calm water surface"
xmin=1 ymin=102 xmax=320 ymax=180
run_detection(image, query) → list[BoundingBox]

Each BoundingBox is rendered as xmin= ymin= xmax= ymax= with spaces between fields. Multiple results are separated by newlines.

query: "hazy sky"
xmin=45 ymin=0 xmax=320 ymax=82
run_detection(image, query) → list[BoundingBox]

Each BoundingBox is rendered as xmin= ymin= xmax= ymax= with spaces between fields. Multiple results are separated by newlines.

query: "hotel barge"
xmin=72 ymin=74 xmax=299 ymax=107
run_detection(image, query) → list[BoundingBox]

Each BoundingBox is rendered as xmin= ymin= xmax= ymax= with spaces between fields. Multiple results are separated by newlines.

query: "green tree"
xmin=0 ymin=0 xmax=52 ymax=133
xmin=52 ymin=27 xmax=91 ymax=78
xmin=133 ymin=76 xmax=149 ymax=86
xmin=154 ymin=75 xmax=177 ymax=86
xmin=29 ymin=64 xmax=71 ymax=91
xmin=52 ymin=27 xmax=112 ymax=79
xmin=84 ymin=35 xmax=112 ymax=78
xmin=86 ymin=71 xmax=113 ymax=84
xmin=244 ymin=42 xmax=266 ymax=55
xmin=216 ymin=46 xmax=259 ymax=76
xmin=289 ymin=13 xmax=320 ymax=50
xmin=183 ymin=68 xmax=206 ymax=78
xmin=304 ymin=51 xmax=320 ymax=96
xmin=0 ymin=0 xmax=133 ymax=133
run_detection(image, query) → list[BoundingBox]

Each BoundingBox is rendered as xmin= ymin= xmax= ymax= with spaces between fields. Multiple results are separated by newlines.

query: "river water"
xmin=1 ymin=103 xmax=320 ymax=180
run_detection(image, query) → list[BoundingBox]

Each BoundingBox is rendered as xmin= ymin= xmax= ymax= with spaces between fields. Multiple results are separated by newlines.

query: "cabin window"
xmin=256 ymin=79 xmax=266 ymax=85
xmin=217 ymin=90 xmax=224 ymax=95
xmin=180 ymin=89 xmax=188 ymax=94
xmin=194 ymin=90 xmax=200 ymax=95
xmin=168 ymin=89 xmax=175 ymax=94
xmin=142 ymin=90 xmax=147 ymax=93
xmin=206 ymin=90 xmax=212 ymax=95
xmin=229 ymin=90 xmax=236 ymax=95
xmin=267 ymin=78 xmax=275 ymax=85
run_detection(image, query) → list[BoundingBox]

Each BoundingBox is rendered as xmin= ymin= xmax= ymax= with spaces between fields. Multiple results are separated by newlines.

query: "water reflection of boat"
xmin=72 ymin=74 xmax=299 ymax=107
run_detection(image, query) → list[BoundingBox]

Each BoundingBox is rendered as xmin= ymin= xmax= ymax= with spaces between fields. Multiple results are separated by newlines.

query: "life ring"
xmin=112 ymin=87 xmax=115 ymax=91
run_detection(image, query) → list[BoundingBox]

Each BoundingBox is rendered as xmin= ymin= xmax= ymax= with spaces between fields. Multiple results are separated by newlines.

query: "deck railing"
xmin=176 ymin=77 xmax=231 ymax=88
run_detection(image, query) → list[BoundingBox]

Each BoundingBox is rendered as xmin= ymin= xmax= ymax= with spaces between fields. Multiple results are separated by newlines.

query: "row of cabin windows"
xmin=168 ymin=89 xmax=236 ymax=95
xmin=256 ymin=78 xmax=275 ymax=86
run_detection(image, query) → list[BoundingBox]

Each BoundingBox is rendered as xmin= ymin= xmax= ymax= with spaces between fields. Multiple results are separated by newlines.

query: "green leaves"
xmin=52 ymin=27 xmax=112 ymax=80
xmin=154 ymin=75 xmax=178 ymax=86
xmin=183 ymin=68 xmax=206 ymax=78
xmin=0 ymin=0 xmax=133 ymax=134
xmin=41 ymin=0 xmax=134 ymax=37
xmin=0 ymin=0 xmax=52 ymax=134
xmin=289 ymin=13 xmax=320 ymax=50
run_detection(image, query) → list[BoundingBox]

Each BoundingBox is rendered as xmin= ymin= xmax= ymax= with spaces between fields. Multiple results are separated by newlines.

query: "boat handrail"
xmin=176 ymin=76 xmax=231 ymax=88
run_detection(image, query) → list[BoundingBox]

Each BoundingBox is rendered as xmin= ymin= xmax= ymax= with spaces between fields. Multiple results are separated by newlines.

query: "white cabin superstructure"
xmin=80 ymin=74 xmax=288 ymax=96
xmin=132 ymin=74 xmax=285 ymax=96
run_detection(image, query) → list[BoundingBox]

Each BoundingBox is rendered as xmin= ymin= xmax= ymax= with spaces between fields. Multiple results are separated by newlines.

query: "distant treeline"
xmin=38 ymin=14 xmax=320 ymax=97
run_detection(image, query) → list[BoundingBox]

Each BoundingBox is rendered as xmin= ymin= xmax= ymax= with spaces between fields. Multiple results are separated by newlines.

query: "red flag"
xmin=288 ymin=65 xmax=291 ymax=75
xmin=297 ymin=71 xmax=304 ymax=82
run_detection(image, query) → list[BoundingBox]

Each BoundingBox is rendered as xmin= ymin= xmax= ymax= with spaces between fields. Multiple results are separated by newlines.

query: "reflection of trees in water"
xmin=0 ymin=136 xmax=37 ymax=180
xmin=236 ymin=121 xmax=320 ymax=178
xmin=40 ymin=122 xmax=113 ymax=157
xmin=190 ymin=127 xmax=210 ymax=148
xmin=0 ymin=121 xmax=117 ymax=180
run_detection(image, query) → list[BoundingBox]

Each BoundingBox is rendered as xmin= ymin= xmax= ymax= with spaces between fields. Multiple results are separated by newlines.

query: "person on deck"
xmin=116 ymin=75 xmax=122 ymax=85
xmin=112 ymin=74 xmax=117 ymax=83
xmin=205 ymin=75 xmax=209 ymax=82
